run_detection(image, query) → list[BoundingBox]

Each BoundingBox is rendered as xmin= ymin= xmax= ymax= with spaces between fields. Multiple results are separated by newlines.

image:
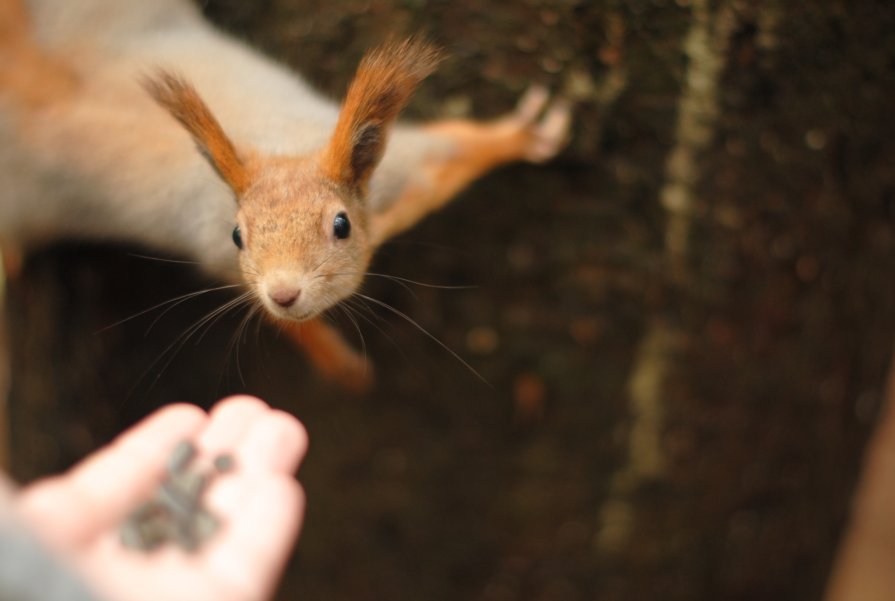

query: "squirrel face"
xmin=232 ymin=156 xmax=372 ymax=321
xmin=145 ymin=39 xmax=439 ymax=323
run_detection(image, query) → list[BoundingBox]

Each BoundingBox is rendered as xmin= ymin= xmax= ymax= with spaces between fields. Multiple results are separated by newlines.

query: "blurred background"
xmin=4 ymin=0 xmax=895 ymax=599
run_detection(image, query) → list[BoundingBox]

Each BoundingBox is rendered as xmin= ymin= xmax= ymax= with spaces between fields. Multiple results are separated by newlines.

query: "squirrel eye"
xmin=232 ymin=225 xmax=243 ymax=249
xmin=333 ymin=212 xmax=351 ymax=240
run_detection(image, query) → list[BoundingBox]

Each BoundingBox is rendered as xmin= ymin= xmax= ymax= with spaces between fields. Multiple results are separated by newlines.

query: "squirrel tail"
xmin=0 ymin=0 xmax=76 ymax=107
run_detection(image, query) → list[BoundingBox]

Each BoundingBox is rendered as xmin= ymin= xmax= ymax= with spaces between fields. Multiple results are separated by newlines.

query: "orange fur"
xmin=371 ymin=119 xmax=535 ymax=244
xmin=284 ymin=318 xmax=373 ymax=393
xmin=144 ymin=71 xmax=252 ymax=195
xmin=371 ymin=88 xmax=571 ymax=244
xmin=0 ymin=0 xmax=29 ymax=43
xmin=0 ymin=0 xmax=76 ymax=107
xmin=321 ymin=38 xmax=441 ymax=189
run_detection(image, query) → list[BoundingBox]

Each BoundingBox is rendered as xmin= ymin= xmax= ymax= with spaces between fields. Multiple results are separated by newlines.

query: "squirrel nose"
xmin=268 ymin=286 xmax=301 ymax=308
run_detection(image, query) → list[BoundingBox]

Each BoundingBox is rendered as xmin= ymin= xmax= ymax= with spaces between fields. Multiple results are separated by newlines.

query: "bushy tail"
xmin=0 ymin=0 xmax=76 ymax=107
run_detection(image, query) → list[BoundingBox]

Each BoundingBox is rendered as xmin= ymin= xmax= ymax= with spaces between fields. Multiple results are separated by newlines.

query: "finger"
xmin=198 ymin=410 xmax=307 ymax=598
xmin=205 ymin=474 xmax=305 ymax=601
xmin=196 ymin=395 xmax=270 ymax=456
xmin=17 ymin=403 xmax=208 ymax=547
xmin=234 ymin=410 xmax=308 ymax=475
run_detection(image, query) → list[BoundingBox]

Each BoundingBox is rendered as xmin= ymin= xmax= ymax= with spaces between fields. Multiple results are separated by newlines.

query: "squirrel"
xmin=0 ymin=0 xmax=571 ymax=392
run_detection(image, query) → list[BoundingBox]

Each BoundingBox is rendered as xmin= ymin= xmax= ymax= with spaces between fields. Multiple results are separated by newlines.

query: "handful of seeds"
xmin=119 ymin=440 xmax=234 ymax=553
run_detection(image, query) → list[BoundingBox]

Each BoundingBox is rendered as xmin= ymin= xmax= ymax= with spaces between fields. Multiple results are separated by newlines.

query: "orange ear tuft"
xmin=321 ymin=38 xmax=442 ymax=190
xmin=144 ymin=71 xmax=250 ymax=196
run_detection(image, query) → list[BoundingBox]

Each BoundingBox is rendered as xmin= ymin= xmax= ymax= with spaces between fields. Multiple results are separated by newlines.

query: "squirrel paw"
xmin=284 ymin=318 xmax=375 ymax=394
xmin=316 ymin=350 xmax=375 ymax=395
xmin=511 ymin=85 xmax=572 ymax=163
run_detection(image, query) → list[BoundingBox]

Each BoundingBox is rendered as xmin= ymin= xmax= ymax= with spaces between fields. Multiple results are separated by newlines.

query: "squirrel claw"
xmin=510 ymin=86 xmax=572 ymax=163
xmin=322 ymin=353 xmax=375 ymax=395
xmin=525 ymin=96 xmax=572 ymax=163
xmin=515 ymin=84 xmax=551 ymax=125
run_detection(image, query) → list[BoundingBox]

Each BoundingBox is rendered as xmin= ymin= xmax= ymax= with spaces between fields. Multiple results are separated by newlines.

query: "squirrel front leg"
xmin=280 ymin=318 xmax=373 ymax=394
xmin=370 ymin=86 xmax=571 ymax=245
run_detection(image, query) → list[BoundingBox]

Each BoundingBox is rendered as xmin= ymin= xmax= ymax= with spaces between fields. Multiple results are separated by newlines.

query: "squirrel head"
xmin=146 ymin=38 xmax=440 ymax=322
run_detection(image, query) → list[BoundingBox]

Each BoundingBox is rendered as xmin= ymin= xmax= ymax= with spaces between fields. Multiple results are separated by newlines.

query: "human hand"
xmin=11 ymin=396 xmax=307 ymax=601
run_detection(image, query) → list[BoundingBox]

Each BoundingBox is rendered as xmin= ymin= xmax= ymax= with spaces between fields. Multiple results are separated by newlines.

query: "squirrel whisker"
xmin=351 ymin=292 xmax=489 ymax=386
xmin=126 ymin=253 xmax=203 ymax=266
xmin=332 ymin=303 xmax=367 ymax=364
xmin=95 ymin=283 xmax=245 ymax=335
xmin=123 ymin=290 xmax=257 ymax=404
xmin=222 ymin=300 xmax=266 ymax=387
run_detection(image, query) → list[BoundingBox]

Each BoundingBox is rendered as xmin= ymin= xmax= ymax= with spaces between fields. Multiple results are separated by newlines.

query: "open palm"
xmin=12 ymin=396 xmax=307 ymax=601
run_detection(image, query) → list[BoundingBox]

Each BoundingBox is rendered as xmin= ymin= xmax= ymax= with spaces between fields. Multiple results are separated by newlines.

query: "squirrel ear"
xmin=321 ymin=38 xmax=441 ymax=190
xmin=144 ymin=71 xmax=250 ymax=196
